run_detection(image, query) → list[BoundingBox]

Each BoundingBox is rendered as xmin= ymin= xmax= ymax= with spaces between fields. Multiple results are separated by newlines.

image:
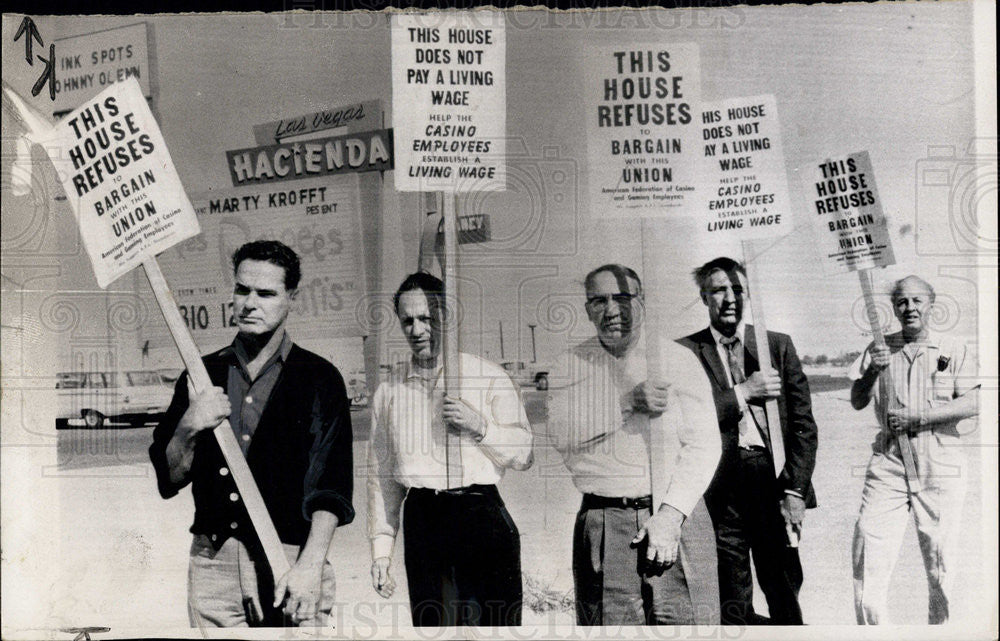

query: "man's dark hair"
xmin=232 ymin=240 xmax=302 ymax=291
xmin=692 ymin=257 xmax=747 ymax=291
xmin=393 ymin=271 xmax=445 ymax=314
xmin=584 ymin=264 xmax=643 ymax=295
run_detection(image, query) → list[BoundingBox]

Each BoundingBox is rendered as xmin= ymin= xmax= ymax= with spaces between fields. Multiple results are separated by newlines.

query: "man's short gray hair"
xmin=890 ymin=275 xmax=936 ymax=304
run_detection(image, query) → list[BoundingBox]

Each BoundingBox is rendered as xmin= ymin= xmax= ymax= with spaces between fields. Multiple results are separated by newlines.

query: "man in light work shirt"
xmin=850 ymin=275 xmax=979 ymax=624
xmin=149 ymin=240 xmax=354 ymax=627
xmin=543 ymin=264 xmax=722 ymax=625
xmin=366 ymin=272 xmax=533 ymax=626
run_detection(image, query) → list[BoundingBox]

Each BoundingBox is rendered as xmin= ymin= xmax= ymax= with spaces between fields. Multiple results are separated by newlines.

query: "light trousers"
xmin=852 ymin=438 xmax=966 ymax=625
xmin=187 ymin=534 xmax=336 ymax=628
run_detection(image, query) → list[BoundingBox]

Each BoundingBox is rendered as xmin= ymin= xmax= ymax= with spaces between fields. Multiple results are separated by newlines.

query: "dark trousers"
xmin=707 ymin=448 xmax=804 ymax=625
xmin=402 ymin=485 xmax=522 ymax=627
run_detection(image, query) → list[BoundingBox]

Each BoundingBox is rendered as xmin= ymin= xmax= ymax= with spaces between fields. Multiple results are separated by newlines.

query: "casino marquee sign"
xmin=226 ymin=128 xmax=394 ymax=186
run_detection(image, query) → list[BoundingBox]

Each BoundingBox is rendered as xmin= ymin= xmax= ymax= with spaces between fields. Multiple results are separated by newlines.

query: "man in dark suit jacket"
xmin=677 ymin=256 xmax=818 ymax=625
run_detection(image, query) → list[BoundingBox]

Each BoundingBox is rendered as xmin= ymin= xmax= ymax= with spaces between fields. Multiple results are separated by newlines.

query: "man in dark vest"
xmin=677 ymin=256 xmax=818 ymax=625
xmin=150 ymin=240 xmax=354 ymax=627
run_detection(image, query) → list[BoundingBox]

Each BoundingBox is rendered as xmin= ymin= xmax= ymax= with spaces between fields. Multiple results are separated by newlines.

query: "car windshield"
xmin=56 ymin=373 xmax=86 ymax=389
xmin=82 ymin=372 xmax=109 ymax=388
xmin=127 ymin=371 xmax=163 ymax=386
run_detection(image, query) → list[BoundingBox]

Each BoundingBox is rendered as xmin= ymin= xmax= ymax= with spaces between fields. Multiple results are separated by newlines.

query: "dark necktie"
xmin=722 ymin=335 xmax=746 ymax=385
xmin=721 ymin=335 xmax=767 ymax=442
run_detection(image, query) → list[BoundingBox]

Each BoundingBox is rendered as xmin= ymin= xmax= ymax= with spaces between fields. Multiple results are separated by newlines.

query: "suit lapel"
xmin=696 ymin=331 xmax=729 ymax=388
xmin=743 ymin=325 xmax=761 ymax=376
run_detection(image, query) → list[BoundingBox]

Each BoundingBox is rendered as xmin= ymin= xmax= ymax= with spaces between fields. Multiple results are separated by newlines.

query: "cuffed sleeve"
xmin=847 ymin=342 xmax=875 ymax=381
xmin=303 ymin=490 xmax=354 ymax=526
xmin=950 ymin=341 xmax=979 ymax=397
xmin=662 ymin=345 xmax=723 ymax=516
xmin=371 ymin=534 xmax=396 ymax=561
xmin=366 ymin=385 xmax=407 ymax=560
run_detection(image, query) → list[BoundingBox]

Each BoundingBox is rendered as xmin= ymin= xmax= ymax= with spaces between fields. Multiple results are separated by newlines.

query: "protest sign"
xmin=691 ymin=95 xmax=794 ymax=482
xmin=584 ymin=44 xmax=700 ymax=218
xmin=41 ymin=77 xmax=199 ymax=288
xmin=52 ymin=23 xmax=151 ymax=115
xmin=806 ymin=150 xmax=896 ymax=272
xmin=390 ymin=12 xmax=507 ymax=192
xmin=698 ymin=95 xmax=793 ymax=240
xmin=28 ymin=77 xmax=290 ymax=583
xmin=804 ymin=151 xmax=915 ymax=490
xmin=146 ymin=176 xmax=366 ymax=351
xmin=582 ymin=41 xmax=700 ymax=512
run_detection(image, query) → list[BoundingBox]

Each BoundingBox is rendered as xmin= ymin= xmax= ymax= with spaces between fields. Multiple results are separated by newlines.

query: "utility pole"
xmin=499 ymin=320 xmax=505 ymax=360
xmin=528 ymin=324 xmax=537 ymax=363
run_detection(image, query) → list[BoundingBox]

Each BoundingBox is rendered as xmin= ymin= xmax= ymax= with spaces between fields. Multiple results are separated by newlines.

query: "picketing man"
xmin=849 ymin=275 xmax=980 ymax=625
xmin=366 ymin=271 xmax=534 ymax=626
xmin=677 ymin=257 xmax=818 ymax=625
xmin=542 ymin=264 xmax=722 ymax=625
xmin=149 ymin=240 xmax=355 ymax=627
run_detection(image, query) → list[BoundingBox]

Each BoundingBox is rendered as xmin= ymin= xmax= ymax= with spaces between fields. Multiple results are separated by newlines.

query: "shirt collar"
xmin=709 ymin=322 xmax=745 ymax=347
xmin=587 ymin=331 xmax=642 ymax=364
xmin=229 ymin=331 xmax=293 ymax=371
xmin=405 ymin=357 xmax=442 ymax=383
xmin=891 ymin=329 xmax=942 ymax=350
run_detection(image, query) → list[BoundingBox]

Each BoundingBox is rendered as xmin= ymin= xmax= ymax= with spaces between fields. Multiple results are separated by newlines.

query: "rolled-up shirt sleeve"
xmin=847 ymin=342 xmax=874 ymax=381
xmin=662 ymin=345 xmax=723 ymax=516
xmin=301 ymin=366 xmax=355 ymax=526
xmin=367 ymin=385 xmax=407 ymax=560
xmin=475 ymin=371 xmax=534 ymax=471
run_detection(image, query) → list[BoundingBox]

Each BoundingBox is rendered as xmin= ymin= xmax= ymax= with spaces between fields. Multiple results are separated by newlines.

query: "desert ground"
xmin=44 ymin=380 xmax=986 ymax=636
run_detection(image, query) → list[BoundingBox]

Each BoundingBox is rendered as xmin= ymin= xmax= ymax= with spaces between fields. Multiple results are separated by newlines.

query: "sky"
xmin=1 ymin=3 xmax=987 ymax=378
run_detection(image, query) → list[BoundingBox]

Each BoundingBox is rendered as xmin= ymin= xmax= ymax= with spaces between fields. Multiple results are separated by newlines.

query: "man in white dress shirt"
xmin=366 ymin=272 xmax=533 ymax=626
xmin=543 ymin=264 xmax=722 ymax=625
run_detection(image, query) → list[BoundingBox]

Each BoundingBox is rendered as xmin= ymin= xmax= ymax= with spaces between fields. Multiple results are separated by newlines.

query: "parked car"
xmin=346 ymin=369 xmax=369 ymax=408
xmin=55 ymin=369 xmax=175 ymax=429
xmin=501 ymin=361 xmax=550 ymax=391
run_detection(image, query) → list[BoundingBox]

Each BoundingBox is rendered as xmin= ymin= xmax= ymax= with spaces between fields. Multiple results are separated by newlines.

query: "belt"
xmin=407 ymin=484 xmax=499 ymax=499
xmin=581 ymin=493 xmax=652 ymax=510
xmin=739 ymin=445 xmax=769 ymax=456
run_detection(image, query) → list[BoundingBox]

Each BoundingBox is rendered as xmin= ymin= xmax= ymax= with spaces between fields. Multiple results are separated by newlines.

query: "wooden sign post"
xmin=11 ymin=79 xmax=291 ymax=583
xmin=142 ymin=259 xmax=292 ymax=577
xmin=805 ymin=151 xmax=917 ymax=493
xmin=694 ymin=94 xmax=796 ymax=481
xmin=741 ymin=240 xmax=786 ymax=472
xmin=858 ymin=269 xmax=920 ymax=493
xmin=640 ymin=221 xmax=671 ymax=511
xmin=390 ymin=12 xmax=507 ymax=489
xmin=692 ymin=95 xmax=799 ymax=544
xmin=440 ymin=193 xmax=463 ymax=488
xmin=582 ymin=42 xmax=701 ymax=513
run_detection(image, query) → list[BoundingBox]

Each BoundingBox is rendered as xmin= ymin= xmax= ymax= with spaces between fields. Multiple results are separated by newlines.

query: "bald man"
xmin=849 ymin=275 xmax=980 ymax=624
